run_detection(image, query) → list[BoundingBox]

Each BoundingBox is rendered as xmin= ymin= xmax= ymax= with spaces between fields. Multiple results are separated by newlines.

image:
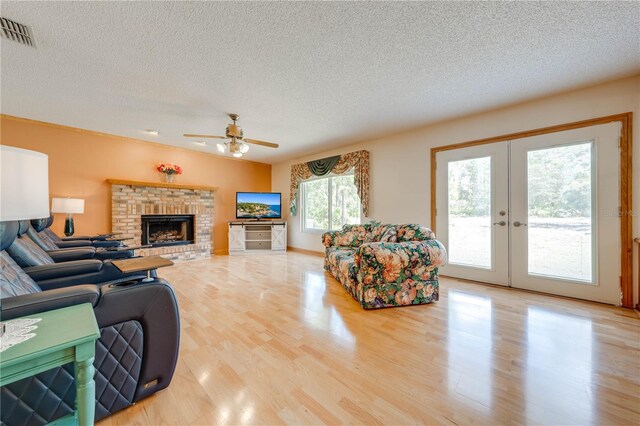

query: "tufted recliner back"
xmin=5 ymin=221 xmax=56 ymax=268
xmin=27 ymin=220 xmax=59 ymax=251
xmin=0 ymin=221 xmax=42 ymax=299
xmin=39 ymin=215 xmax=63 ymax=243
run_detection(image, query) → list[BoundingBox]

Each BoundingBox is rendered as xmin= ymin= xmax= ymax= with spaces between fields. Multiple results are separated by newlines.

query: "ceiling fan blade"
xmin=244 ymin=138 xmax=279 ymax=149
xmin=183 ymin=134 xmax=227 ymax=139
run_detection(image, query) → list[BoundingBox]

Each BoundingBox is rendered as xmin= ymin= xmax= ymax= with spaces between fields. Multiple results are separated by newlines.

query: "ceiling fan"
xmin=183 ymin=113 xmax=279 ymax=158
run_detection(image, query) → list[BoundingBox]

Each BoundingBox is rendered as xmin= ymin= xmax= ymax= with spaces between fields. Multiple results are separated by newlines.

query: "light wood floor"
xmin=99 ymin=252 xmax=640 ymax=425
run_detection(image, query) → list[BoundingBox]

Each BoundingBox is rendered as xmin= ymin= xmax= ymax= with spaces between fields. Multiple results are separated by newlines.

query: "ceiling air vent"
xmin=1 ymin=17 xmax=35 ymax=47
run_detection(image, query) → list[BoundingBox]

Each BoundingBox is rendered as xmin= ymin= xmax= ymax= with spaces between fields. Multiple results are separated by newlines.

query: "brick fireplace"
xmin=108 ymin=179 xmax=217 ymax=261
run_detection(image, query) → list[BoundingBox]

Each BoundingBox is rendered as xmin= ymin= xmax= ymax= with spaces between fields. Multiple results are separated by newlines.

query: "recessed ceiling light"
xmin=144 ymin=129 xmax=159 ymax=136
xmin=193 ymin=141 xmax=207 ymax=146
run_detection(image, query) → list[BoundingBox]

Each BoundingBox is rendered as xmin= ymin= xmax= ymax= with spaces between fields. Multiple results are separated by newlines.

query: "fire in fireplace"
xmin=141 ymin=215 xmax=195 ymax=247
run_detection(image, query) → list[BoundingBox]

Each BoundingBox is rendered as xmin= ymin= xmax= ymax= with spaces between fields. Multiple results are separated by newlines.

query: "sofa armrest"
xmin=55 ymin=239 xmax=93 ymax=248
xmin=0 ymin=285 xmax=100 ymax=321
xmin=322 ymin=231 xmax=340 ymax=247
xmin=23 ymin=260 xmax=104 ymax=282
xmin=355 ymin=240 xmax=447 ymax=285
xmin=47 ymin=247 xmax=96 ymax=262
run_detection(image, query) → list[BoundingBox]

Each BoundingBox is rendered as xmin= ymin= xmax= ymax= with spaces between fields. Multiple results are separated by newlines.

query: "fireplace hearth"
xmin=141 ymin=215 xmax=195 ymax=247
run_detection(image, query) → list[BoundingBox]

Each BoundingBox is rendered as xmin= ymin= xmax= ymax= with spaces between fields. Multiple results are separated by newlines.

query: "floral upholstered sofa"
xmin=322 ymin=222 xmax=447 ymax=309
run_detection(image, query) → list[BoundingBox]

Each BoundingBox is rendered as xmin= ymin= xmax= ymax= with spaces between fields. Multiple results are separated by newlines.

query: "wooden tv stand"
xmin=228 ymin=221 xmax=287 ymax=254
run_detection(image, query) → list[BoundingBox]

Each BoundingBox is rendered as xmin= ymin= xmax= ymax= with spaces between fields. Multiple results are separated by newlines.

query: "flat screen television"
xmin=236 ymin=192 xmax=282 ymax=219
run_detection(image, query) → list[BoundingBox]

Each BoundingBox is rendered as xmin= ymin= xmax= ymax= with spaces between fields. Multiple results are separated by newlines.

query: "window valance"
xmin=290 ymin=150 xmax=369 ymax=216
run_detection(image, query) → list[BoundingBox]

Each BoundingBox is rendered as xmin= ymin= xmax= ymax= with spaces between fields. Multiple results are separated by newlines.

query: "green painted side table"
xmin=0 ymin=303 xmax=100 ymax=426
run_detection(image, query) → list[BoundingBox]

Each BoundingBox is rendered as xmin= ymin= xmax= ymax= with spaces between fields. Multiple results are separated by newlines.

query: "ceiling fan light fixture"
xmin=183 ymin=113 xmax=278 ymax=159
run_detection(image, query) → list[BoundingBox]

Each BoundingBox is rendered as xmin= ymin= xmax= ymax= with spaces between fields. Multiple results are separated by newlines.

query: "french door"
xmin=435 ymin=123 xmax=621 ymax=304
xmin=435 ymin=142 xmax=509 ymax=286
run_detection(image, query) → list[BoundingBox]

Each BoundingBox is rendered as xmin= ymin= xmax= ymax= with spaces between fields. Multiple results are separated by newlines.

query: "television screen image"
xmin=236 ymin=192 xmax=282 ymax=219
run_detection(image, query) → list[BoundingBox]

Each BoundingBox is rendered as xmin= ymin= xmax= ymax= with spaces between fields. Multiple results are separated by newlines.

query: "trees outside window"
xmin=302 ymin=173 xmax=361 ymax=231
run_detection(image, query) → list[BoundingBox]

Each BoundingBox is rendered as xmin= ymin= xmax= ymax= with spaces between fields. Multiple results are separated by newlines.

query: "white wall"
xmin=272 ymin=75 xmax=640 ymax=303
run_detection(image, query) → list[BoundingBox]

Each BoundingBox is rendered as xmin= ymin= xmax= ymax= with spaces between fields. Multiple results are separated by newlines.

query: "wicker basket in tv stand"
xmin=228 ymin=220 xmax=287 ymax=254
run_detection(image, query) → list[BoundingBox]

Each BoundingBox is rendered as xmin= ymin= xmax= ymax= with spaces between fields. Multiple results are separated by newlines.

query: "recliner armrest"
xmin=32 ymin=261 xmax=146 ymax=290
xmin=91 ymin=240 xmax=123 ymax=248
xmin=62 ymin=234 xmax=118 ymax=241
xmin=47 ymin=247 xmax=96 ymax=262
xmin=94 ymin=279 xmax=180 ymax=400
xmin=61 ymin=235 xmax=99 ymax=241
xmin=94 ymin=249 xmax=134 ymax=260
xmin=0 ymin=285 xmax=100 ymax=321
xmin=24 ymin=260 xmax=104 ymax=282
xmin=56 ymin=240 xmax=93 ymax=248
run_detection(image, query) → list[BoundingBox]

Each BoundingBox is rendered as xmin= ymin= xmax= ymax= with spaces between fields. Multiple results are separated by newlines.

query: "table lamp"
xmin=51 ymin=197 xmax=84 ymax=236
xmin=0 ymin=145 xmax=50 ymax=221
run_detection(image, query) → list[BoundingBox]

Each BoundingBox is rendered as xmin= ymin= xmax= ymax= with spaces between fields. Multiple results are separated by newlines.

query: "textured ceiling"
xmin=1 ymin=1 xmax=638 ymax=163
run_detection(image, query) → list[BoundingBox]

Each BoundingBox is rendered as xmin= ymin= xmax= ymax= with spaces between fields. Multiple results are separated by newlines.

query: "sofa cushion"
xmin=368 ymin=224 xmax=397 ymax=243
xmin=343 ymin=221 xmax=380 ymax=233
xmin=395 ymin=224 xmax=436 ymax=242
xmin=332 ymin=228 xmax=367 ymax=247
xmin=337 ymin=221 xmax=383 ymax=246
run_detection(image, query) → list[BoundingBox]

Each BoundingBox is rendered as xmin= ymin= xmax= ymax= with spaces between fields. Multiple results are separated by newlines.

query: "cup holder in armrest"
xmin=106 ymin=274 xmax=149 ymax=288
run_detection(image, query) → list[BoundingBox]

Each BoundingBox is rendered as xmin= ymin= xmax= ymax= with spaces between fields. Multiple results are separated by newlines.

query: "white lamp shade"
xmin=0 ymin=145 xmax=50 ymax=221
xmin=51 ymin=197 xmax=85 ymax=214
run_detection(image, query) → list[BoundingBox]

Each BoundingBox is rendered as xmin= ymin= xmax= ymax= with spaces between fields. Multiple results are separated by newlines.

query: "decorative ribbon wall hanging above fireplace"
xmin=290 ymin=150 xmax=370 ymax=216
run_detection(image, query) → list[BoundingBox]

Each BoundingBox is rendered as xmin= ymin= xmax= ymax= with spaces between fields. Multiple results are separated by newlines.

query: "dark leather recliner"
xmin=12 ymin=219 xmax=133 ymax=259
xmin=26 ymin=219 xmax=135 ymax=260
xmin=6 ymin=221 xmax=142 ymax=290
xmin=36 ymin=216 xmax=124 ymax=248
xmin=0 ymin=221 xmax=181 ymax=425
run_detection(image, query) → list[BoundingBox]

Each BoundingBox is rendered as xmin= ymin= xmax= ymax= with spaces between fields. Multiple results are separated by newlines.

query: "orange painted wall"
xmin=0 ymin=115 xmax=272 ymax=254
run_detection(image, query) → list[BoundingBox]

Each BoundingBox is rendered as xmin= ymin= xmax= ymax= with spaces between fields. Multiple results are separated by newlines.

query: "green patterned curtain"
xmin=290 ymin=150 xmax=370 ymax=216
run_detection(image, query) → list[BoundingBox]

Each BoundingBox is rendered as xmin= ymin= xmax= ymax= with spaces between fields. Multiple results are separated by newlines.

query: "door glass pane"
xmin=448 ymin=157 xmax=492 ymax=268
xmin=331 ymin=174 xmax=360 ymax=230
xmin=527 ymin=142 xmax=593 ymax=282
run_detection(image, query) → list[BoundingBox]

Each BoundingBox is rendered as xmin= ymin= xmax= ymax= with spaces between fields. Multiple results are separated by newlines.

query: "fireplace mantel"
xmin=107 ymin=179 xmax=219 ymax=192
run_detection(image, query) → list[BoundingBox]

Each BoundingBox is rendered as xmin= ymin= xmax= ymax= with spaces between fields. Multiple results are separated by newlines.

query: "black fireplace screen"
xmin=141 ymin=215 xmax=195 ymax=247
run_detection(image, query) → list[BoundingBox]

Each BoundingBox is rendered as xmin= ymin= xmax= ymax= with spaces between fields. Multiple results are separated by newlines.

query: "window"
xmin=302 ymin=172 xmax=361 ymax=232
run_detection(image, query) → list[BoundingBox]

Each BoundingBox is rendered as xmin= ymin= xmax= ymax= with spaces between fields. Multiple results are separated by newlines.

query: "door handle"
xmin=513 ymin=221 xmax=527 ymax=227
xmin=493 ymin=221 xmax=506 ymax=226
